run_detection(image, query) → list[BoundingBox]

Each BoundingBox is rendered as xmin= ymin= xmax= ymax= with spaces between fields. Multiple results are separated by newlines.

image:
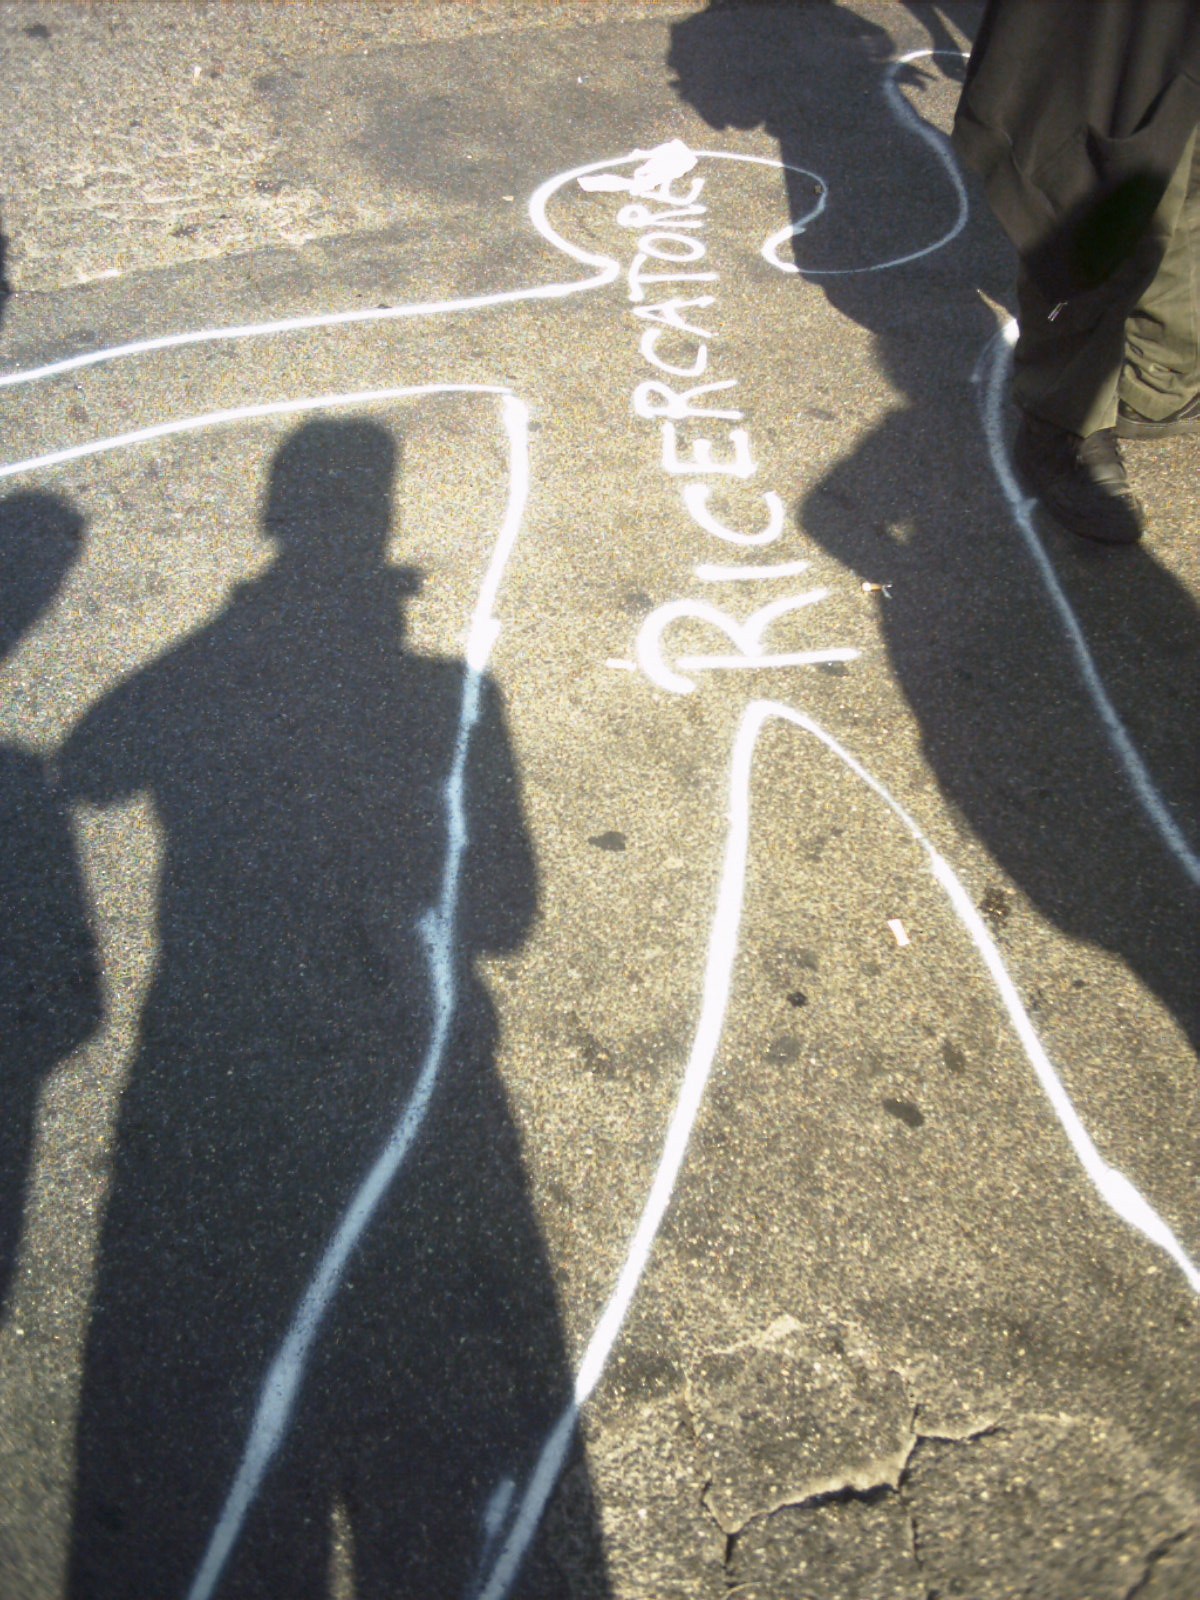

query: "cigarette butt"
xmin=861 ymin=581 xmax=892 ymax=597
xmin=888 ymin=918 xmax=910 ymax=947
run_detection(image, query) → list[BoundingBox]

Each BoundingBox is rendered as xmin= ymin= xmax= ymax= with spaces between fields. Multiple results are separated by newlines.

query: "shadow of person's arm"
xmin=0 ymin=488 xmax=107 ymax=1302
xmin=56 ymin=667 xmax=156 ymax=810
xmin=0 ymin=743 xmax=102 ymax=1306
xmin=0 ymin=743 xmax=103 ymax=1058
xmin=461 ymin=673 xmax=538 ymax=955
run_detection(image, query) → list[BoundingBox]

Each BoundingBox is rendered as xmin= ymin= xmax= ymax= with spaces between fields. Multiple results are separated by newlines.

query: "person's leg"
xmin=1010 ymin=254 xmax=1149 ymax=540
xmin=1013 ymin=267 xmax=1133 ymax=438
xmin=1120 ymin=131 xmax=1199 ymax=429
xmin=1009 ymin=137 xmax=1198 ymax=541
xmin=1013 ymin=135 xmax=1197 ymax=437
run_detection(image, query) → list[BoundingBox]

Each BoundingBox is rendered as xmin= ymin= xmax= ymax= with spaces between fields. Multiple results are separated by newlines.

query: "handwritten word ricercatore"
xmin=581 ymin=144 xmax=856 ymax=694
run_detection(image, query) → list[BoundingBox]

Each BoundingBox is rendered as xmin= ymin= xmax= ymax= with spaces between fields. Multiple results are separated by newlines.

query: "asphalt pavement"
xmin=1 ymin=4 xmax=1197 ymax=1598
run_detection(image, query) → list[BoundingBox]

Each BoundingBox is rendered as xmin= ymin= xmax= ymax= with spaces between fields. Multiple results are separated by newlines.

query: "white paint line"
xmin=474 ymin=700 xmax=765 ymax=1600
xmin=695 ymin=558 xmax=812 ymax=582
xmin=476 ymin=696 xmax=1199 ymax=1598
xmin=0 ymin=149 xmax=826 ymax=397
xmin=690 ymin=144 xmax=832 ymax=264
xmin=767 ymin=703 xmax=1200 ymax=1291
xmin=682 ymin=485 xmax=786 ymax=548
xmin=484 ymin=1478 xmax=517 ymax=1544
xmin=776 ymin=51 xmax=969 ymax=278
xmin=978 ymin=327 xmax=1200 ymax=888
xmin=672 ymin=649 xmax=859 ymax=673
xmin=761 ymin=186 xmax=828 ymax=273
xmin=187 ymin=394 xmax=531 ymax=1600
xmin=467 ymin=395 xmax=531 ymax=672
xmin=0 ymin=152 xmax=627 ymax=391
xmin=0 ymin=278 xmax=603 ymax=393
xmin=0 ymin=384 xmax=512 ymax=482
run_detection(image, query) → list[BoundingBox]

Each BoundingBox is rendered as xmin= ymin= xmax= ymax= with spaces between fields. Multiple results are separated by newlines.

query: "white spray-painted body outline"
xmin=474 ymin=62 xmax=1198 ymax=1596
xmin=0 ymin=151 xmax=823 ymax=396
xmin=976 ymin=326 xmax=1200 ymax=888
xmin=0 ymin=51 xmax=1194 ymax=1600
xmin=473 ymin=55 xmax=1200 ymax=1600
xmin=763 ymin=50 xmax=968 ymax=276
xmin=0 ymin=384 xmax=512 ymax=484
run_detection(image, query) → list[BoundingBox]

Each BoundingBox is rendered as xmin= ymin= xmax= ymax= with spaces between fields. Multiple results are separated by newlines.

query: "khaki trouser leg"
xmin=1121 ymin=132 xmax=1199 ymax=421
xmin=1013 ymin=132 xmax=1198 ymax=436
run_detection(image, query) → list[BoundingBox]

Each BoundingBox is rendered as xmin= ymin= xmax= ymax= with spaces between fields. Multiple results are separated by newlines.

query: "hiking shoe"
xmin=1012 ymin=413 xmax=1146 ymax=544
xmin=1116 ymin=391 xmax=1200 ymax=440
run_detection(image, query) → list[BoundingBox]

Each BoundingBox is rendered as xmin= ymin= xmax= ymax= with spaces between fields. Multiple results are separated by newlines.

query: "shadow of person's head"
xmin=264 ymin=419 xmax=397 ymax=565
xmin=261 ymin=418 xmax=423 ymax=616
xmin=667 ymin=0 xmax=963 ymax=138
xmin=0 ymin=491 xmax=86 ymax=662
xmin=667 ymin=0 xmax=892 ymax=138
xmin=666 ymin=0 xmax=975 ymax=294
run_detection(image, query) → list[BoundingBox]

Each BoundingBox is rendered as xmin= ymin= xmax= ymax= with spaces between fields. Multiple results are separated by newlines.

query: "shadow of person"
xmin=61 ymin=420 xmax=608 ymax=1598
xmin=666 ymin=0 xmax=965 ymax=270
xmin=668 ymin=2 xmax=1198 ymax=1052
xmin=0 ymin=492 xmax=101 ymax=1313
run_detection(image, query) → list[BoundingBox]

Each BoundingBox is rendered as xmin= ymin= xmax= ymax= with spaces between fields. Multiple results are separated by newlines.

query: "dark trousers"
xmin=1014 ymin=131 xmax=1199 ymax=435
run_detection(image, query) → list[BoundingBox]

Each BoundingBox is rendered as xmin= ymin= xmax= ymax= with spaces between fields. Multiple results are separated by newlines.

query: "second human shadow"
xmin=669 ymin=1 xmax=1199 ymax=1056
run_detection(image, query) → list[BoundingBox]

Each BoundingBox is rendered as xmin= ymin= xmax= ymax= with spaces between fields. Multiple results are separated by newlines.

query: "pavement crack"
xmin=722 ymin=1528 xmax=738 ymax=1584
xmin=1120 ymin=1525 xmax=1198 ymax=1600
xmin=898 ymin=1415 xmax=1006 ymax=1493
xmin=711 ymin=1411 xmax=1007 ymax=1588
xmin=906 ymin=1503 xmax=939 ymax=1600
xmin=908 ymin=1412 xmax=1003 ymax=1451
xmin=714 ymin=1477 xmax=905 ymax=1545
xmin=898 ymin=1416 xmax=1004 ymax=1598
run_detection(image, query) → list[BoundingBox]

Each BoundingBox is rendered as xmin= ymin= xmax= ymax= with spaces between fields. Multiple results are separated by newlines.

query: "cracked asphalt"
xmin=1 ymin=3 xmax=1197 ymax=1597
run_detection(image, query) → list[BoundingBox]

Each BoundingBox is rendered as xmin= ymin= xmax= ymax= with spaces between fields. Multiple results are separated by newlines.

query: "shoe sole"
xmin=1115 ymin=412 xmax=1200 ymax=441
